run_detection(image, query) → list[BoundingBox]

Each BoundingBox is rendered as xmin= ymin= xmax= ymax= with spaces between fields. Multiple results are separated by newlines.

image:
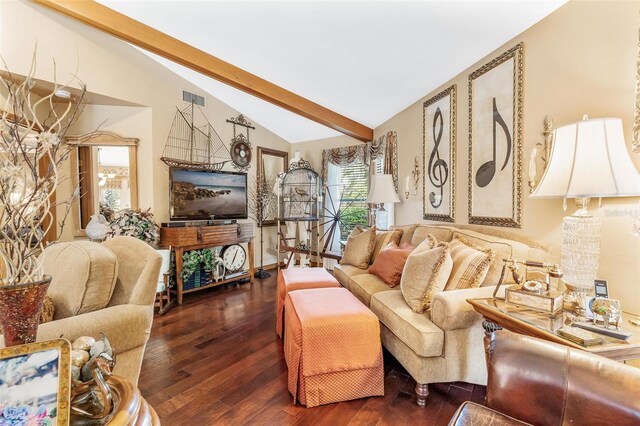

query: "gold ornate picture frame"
xmin=0 ymin=339 xmax=72 ymax=425
xmin=468 ymin=43 xmax=523 ymax=228
xmin=423 ymin=84 xmax=456 ymax=222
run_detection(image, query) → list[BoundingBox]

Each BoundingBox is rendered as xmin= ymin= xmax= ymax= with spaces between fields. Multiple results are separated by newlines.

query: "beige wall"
xmin=297 ymin=1 xmax=640 ymax=314
xmin=1 ymin=1 xmax=291 ymax=267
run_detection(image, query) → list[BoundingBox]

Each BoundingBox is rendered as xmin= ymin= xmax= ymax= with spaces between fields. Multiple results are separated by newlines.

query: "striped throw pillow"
xmin=445 ymin=236 xmax=495 ymax=291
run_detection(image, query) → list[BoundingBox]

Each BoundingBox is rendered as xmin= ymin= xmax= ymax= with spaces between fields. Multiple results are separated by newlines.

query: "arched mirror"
xmin=65 ymin=131 xmax=139 ymax=237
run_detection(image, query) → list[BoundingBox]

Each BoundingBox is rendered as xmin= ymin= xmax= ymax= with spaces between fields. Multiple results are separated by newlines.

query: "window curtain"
xmin=321 ymin=131 xmax=398 ymax=191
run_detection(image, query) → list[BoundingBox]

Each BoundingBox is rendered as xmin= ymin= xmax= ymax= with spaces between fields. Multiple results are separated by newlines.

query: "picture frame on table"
xmin=468 ymin=43 xmax=524 ymax=228
xmin=0 ymin=339 xmax=72 ymax=425
xmin=257 ymin=146 xmax=289 ymax=226
xmin=423 ymin=84 xmax=456 ymax=222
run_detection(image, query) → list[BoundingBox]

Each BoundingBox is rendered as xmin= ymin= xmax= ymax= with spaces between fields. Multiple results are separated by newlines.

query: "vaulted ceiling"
xmin=97 ymin=0 xmax=566 ymax=143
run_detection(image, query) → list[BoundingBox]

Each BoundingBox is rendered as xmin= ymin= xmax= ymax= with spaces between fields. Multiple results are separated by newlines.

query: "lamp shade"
xmin=531 ymin=117 xmax=640 ymax=198
xmin=367 ymin=174 xmax=401 ymax=204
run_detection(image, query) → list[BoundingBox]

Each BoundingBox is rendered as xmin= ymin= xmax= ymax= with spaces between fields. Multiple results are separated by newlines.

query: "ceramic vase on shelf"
xmin=0 ymin=276 xmax=51 ymax=346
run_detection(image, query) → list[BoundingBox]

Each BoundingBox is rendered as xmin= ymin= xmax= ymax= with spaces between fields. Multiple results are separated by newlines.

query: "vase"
xmin=0 ymin=276 xmax=51 ymax=346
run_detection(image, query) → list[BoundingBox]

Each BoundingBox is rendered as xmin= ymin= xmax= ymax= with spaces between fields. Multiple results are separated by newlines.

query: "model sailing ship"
xmin=161 ymin=102 xmax=231 ymax=170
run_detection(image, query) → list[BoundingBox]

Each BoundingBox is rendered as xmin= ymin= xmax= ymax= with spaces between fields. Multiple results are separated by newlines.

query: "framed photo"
xmin=257 ymin=146 xmax=288 ymax=226
xmin=0 ymin=339 xmax=71 ymax=425
xmin=468 ymin=43 xmax=523 ymax=228
xmin=423 ymin=85 xmax=456 ymax=222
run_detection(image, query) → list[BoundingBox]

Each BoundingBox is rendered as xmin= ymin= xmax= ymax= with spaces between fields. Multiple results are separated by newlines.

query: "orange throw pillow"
xmin=369 ymin=242 xmax=415 ymax=288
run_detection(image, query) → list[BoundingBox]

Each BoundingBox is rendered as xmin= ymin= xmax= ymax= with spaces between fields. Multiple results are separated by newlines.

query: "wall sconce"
xmin=528 ymin=116 xmax=554 ymax=193
xmin=404 ymin=157 xmax=420 ymax=200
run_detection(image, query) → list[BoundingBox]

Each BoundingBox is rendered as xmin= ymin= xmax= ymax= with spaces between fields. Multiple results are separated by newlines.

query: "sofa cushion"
xmin=349 ymin=273 xmax=400 ymax=306
xmin=411 ymin=225 xmax=454 ymax=246
xmin=333 ymin=264 xmax=368 ymax=289
xmin=370 ymin=290 xmax=444 ymax=358
xmin=369 ymin=242 xmax=414 ymax=288
xmin=371 ymin=229 xmax=402 ymax=262
xmin=341 ymin=226 xmax=376 ymax=269
xmin=401 ymin=241 xmax=453 ymax=313
xmin=445 ymin=236 xmax=495 ymax=291
xmin=452 ymin=229 xmax=548 ymax=287
xmin=391 ymin=224 xmax=418 ymax=246
xmin=43 ymin=242 xmax=119 ymax=320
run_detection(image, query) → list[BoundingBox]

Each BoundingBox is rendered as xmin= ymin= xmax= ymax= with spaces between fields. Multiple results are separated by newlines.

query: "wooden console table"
xmin=467 ymin=298 xmax=640 ymax=362
xmin=160 ymin=223 xmax=255 ymax=304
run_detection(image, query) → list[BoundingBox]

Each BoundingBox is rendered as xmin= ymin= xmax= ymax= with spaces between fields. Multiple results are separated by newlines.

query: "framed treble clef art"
xmin=423 ymin=85 xmax=456 ymax=222
xmin=468 ymin=43 xmax=523 ymax=228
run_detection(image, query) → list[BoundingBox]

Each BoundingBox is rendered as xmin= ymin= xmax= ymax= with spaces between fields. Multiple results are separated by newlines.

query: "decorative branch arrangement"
xmin=249 ymin=172 xmax=277 ymax=277
xmin=0 ymin=56 xmax=86 ymax=286
xmin=248 ymin=173 xmax=277 ymax=227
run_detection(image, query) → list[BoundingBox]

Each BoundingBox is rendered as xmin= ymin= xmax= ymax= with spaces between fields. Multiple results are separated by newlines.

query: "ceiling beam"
xmin=32 ymin=0 xmax=373 ymax=142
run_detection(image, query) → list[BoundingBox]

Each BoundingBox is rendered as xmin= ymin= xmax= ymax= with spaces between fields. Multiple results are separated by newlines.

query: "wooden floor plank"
xmin=139 ymin=273 xmax=486 ymax=425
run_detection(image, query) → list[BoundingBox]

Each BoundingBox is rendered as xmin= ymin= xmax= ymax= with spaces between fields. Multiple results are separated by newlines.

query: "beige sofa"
xmin=333 ymin=224 xmax=548 ymax=406
xmin=36 ymin=237 xmax=161 ymax=385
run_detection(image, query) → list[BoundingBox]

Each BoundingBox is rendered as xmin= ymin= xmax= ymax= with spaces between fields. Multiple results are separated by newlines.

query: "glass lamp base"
xmin=561 ymin=214 xmax=601 ymax=288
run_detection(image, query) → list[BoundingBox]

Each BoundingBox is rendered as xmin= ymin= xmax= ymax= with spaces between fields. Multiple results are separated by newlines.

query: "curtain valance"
xmin=321 ymin=131 xmax=398 ymax=192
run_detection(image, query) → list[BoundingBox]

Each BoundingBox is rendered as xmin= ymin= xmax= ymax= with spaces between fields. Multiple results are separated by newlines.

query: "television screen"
xmin=170 ymin=168 xmax=248 ymax=220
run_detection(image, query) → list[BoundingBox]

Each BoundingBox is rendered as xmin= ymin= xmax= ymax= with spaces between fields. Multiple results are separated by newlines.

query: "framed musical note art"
xmin=423 ymin=85 xmax=456 ymax=222
xmin=468 ymin=43 xmax=523 ymax=228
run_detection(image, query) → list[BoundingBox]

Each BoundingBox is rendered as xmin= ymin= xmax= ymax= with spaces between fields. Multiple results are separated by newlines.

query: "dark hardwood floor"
xmin=139 ymin=273 xmax=486 ymax=425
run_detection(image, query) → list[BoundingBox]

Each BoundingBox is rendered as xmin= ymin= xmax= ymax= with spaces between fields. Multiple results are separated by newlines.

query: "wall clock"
xmin=230 ymin=134 xmax=252 ymax=170
xmin=227 ymin=114 xmax=255 ymax=172
xmin=221 ymin=244 xmax=246 ymax=273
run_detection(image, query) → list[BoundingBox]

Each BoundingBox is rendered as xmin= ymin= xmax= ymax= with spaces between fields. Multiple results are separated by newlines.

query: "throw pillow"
xmin=369 ymin=242 xmax=415 ymax=287
xmin=371 ymin=229 xmax=403 ymax=263
xmin=445 ymin=236 xmax=496 ymax=291
xmin=43 ymin=241 xmax=119 ymax=319
xmin=340 ymin=226 xmax=376 ymax=269
xmin=390 ymin=224 xmax=418 ymax=246
xmin=400 ymin=241 xmax=453 ymax=313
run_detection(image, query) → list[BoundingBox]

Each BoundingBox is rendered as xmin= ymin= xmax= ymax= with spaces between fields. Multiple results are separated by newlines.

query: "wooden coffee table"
xmin=467 ymin=297 xmax=640 ymax=362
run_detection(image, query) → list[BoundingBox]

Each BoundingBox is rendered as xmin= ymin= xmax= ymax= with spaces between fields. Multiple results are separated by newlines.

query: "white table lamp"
xmin=367 ymin=174 xmax=401 ymax=227
xmin=531 ymin=116 xmax=640 ymax=292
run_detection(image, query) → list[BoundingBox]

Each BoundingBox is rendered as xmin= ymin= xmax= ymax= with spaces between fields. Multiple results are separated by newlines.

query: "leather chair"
xmin=449 ymin=330 xmax=640 ymax=426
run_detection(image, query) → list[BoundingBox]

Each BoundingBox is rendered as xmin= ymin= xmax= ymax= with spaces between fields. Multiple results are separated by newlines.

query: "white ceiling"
xmin=98 ymin=0 xmax=566 ymax=143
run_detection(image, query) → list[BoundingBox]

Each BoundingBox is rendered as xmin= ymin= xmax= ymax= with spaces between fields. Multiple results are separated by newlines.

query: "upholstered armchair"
xmin=35 ymin=236 xmax=162 ymax=385
xmin=449 ymin=331 xmax=640 ymax=425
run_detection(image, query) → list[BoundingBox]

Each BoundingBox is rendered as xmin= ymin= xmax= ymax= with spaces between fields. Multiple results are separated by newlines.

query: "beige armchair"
xmin=36 ymin=236 xmax=161 ymax=385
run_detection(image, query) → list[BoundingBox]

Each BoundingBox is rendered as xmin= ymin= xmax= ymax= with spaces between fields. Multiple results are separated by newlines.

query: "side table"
xmin=467 ymin=297 xmax=640 ymax=362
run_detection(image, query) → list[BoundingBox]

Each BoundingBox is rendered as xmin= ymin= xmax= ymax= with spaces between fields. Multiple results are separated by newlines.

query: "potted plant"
xmin=107 ymin=208 xmax=160 ymax=247
xmin=0 ymin=62 xmax=86 ymax=346
xmin=180 ymin=249 xmax=216 ymax=289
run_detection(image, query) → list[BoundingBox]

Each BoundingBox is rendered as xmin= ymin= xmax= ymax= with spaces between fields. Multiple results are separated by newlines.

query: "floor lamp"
xmin=531 ymin=116 xmax=640 ymax=310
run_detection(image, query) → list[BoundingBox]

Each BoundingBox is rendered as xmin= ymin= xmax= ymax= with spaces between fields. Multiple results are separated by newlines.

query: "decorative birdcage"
xmin=277 ymin=159 xmax=322 ymax=269
xmin=279 ymin=160 xmax=321 ymax=221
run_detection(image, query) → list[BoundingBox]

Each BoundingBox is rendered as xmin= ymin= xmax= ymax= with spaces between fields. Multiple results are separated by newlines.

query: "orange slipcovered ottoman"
xmin=275 ymin=267 xmax=340 ymax=338
xmin=283 ymin=287 xmax=384 ymax=407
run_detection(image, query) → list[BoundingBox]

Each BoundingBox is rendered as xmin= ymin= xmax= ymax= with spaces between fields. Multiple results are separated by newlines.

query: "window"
xmin=326 ymin=162 xmax=369 ymax=248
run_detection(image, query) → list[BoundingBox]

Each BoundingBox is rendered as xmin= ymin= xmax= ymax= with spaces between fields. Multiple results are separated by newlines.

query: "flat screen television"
xmin=169 ymin=168 xmax=248 ymax=220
